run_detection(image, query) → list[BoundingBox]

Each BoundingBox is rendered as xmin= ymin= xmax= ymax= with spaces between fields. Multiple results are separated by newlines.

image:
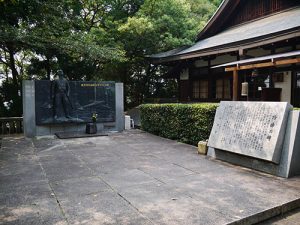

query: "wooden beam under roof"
xmin=225 ymin=57 xmax=300 ymax=71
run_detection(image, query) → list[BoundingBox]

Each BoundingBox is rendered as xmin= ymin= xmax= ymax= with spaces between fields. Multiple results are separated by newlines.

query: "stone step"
xmin=257 ymin=208 xmax=300 ymax=225
xmin=228 ymin=198 xmax=300 ymax=224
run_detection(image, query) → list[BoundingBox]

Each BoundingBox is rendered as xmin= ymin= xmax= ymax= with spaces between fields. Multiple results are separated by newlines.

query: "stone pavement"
xmin=1 ymin=130 xmax=300 ymax=225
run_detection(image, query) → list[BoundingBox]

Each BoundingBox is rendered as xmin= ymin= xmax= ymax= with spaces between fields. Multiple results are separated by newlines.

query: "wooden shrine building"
xmin=149 ymin=0 xmax=300 ymax=107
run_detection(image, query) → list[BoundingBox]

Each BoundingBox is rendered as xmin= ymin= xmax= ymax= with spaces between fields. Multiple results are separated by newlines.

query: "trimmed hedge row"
xmin=139 ymin=103 xmax=218 ymax=146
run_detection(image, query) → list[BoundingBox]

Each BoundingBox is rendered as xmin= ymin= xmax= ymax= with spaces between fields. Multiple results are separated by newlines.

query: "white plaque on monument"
xmin=208 ymin=102 xmax=292 ymax=163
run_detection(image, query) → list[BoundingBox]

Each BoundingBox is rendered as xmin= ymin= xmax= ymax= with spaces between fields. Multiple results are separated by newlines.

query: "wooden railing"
xmin=0 ymin=117 xmax=23 ymax=135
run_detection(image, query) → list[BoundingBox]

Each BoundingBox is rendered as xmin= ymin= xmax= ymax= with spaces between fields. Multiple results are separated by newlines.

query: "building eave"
xmin=151 ymin=29 xmax=300 ymax=64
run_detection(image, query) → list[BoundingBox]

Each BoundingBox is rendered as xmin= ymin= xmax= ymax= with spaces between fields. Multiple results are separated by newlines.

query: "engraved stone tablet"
xmin=208 ymin=101 xmax=292 ymax=164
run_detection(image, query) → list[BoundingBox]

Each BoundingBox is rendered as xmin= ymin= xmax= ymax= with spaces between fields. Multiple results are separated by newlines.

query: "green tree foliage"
xmin=0 ymin=0 xmax=127 ymax=115
xmin=0 ymin=0 xmax=222 ymax=116
xmin=116 ymin=0 xmax=220 ymax=107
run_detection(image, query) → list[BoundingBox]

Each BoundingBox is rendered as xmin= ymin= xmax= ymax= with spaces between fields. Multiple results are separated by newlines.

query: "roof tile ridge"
xmin=218 ymin=6 xmax=300 ymax=35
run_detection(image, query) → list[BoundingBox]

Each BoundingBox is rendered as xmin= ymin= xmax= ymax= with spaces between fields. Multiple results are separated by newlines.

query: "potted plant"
xmin=86 ymin=113 xmax=98 ymax=134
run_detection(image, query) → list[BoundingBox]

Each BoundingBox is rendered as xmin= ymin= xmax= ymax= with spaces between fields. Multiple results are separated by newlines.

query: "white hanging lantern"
xmin=241 ymin=82 xmax=249 ymax=96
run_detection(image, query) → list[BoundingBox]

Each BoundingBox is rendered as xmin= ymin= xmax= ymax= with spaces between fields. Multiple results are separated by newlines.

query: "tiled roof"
xmin=149 ymin=7 xmax=300 ymax=61
xmin=147 ymin=46 xmax=190 ymax=59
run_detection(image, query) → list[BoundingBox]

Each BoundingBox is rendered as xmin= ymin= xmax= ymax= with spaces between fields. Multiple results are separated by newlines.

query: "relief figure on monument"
xmin=52 ymin=70 xmax=72 ymax=121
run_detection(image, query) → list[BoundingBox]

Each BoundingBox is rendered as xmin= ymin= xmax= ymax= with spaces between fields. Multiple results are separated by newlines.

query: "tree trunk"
xmin=121 ymin=65 xmax=128 ymax=109
xmin=7 ymin=44 xmax=19 ymax=86
xmin=143 ymin=64 xmax=156 ymax=103
xmin=45 ymin=57 xmax=51 ymax=80
xmin=5 ymin=65 xmax=9 ymax=82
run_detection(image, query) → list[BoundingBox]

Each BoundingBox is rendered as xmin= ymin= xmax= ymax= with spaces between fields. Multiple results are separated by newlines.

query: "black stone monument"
xmin=35 ymin=76 xmax=116 ymax=125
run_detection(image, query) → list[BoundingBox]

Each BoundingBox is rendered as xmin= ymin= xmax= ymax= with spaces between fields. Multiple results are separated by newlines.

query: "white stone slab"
xmin=208 ymin=101 xmax=292 ymax=163
xmin=22 ymin=80 xmax=36 ymax=138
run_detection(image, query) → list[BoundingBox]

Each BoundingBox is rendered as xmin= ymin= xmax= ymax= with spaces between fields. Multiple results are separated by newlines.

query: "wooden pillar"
xmin=208 ymin=59 xmax=214 ymax=99
xmin=233 ymin=69 xmax=239 ymax=101
xmin=269 ymin=48 xmax=275 ymax=88
xmin=236 ymin=50 xmax=242 ymax=101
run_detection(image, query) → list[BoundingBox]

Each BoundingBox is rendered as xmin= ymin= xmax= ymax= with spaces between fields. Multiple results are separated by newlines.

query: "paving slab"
xmin=0 ymin=199 xmax=67 ymax=225
xmin=40 ymin=159 xmax=93 ymax=182
xmin=99 ymin=168 xmax=158 ymax=189
xmin=0 ymin=161 xmax=41 ymax=177
xmin=57 ymin=190 xmax=153 ymax=225
xmin=0 ymin=169 xmax=46 ymax=190
xmin=0 ymin=181 xmax=52 ymax=207
xmin=51 ymin=176 xmax=110 ymax=199
xmin=0 ymin=180 xmax=66 ymax=225
xmin=1 ymin=130 xmax=300 ymax=225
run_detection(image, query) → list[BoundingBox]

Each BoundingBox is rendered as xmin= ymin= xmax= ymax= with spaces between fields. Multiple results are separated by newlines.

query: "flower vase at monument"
xmin=86 ymin=113 xmax=98 ymax=134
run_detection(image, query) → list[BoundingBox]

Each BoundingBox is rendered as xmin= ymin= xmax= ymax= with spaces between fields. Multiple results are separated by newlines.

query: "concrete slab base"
xmin=1 ymin=130 xmax=300 ymax=225
xmin=55 ymin=131 xmax=108 ymax=139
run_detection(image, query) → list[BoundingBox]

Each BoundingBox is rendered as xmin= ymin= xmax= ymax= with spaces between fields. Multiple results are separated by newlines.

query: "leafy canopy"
xmin=0 ymin=0 xmax=222 ymax=115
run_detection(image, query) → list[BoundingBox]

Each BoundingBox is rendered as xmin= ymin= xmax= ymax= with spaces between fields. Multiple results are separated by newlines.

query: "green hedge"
xmin=139 ymin=103 xmax=218 ymax=146
xmin=294 ymin=108 xmax=300 ymax=110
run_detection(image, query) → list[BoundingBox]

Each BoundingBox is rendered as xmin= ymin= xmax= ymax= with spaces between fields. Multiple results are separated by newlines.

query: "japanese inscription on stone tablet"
xmin=208 ymin=102 xmax=292 ymax=163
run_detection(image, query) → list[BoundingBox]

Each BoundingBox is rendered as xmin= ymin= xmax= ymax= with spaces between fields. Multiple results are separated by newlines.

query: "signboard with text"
xmin=208 ymin=101 xmax=292 ymax=163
